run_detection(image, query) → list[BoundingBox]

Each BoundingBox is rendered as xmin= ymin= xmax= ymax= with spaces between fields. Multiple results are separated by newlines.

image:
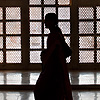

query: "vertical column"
xmin=21 ymin=0 xmax=29 ymax=69
xmin=70 ymin=0 xmax=79 ymax=69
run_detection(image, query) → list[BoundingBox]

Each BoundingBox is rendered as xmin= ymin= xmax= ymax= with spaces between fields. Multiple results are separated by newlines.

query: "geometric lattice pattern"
xmin=30 ymin=37 xmax=42 ymax=49
xmin=79 ymin=22 xmax=94 ymax=34
xmin=64 ymin=36 xmax=70 ymax=46
xmin=44 ymin=0 xmax=55 ymax=4
xmin=6 ymin=51 xmax=21 ymax=63
xmin=30 ymin=51 xmax=41 ymax=63
xmin=29 ymin=1 xmax=71 ymax=64
xmin=0 ymin=51 xmax=3 ymax=63
xmin=6 ymin=22 xmax=21 ymax=34
xmin=29 ymin=7 xmax=41 ymax=20
xmin=6 ymin=7 xmax=21 ymax=20
xmin=97 ymin=50 xmax=100 ymax=63
xmin=0 ymin=37 xmax=3 ymax=49
xmin=97 ymin=37 xmax=100 ymax=48
xmin=29 ymin=0 xmax=41 ymax=5
xmin=96 ymin=6 xmax=100 ymax=19
xmin=79 ymin=7 xmax=94 ymax=19
xmin=0 ymin=7 xmax=3 ymax=20
xmin=0 ymin=23 xmax=3 ymax=34
xmin=44 ymin=27 xmax=50 ymax=34
xmin=44 ymin=36 xmax=48 ymax=49
xmin=79 ymin=6 xmax=100 ymax=64
xmin=79 ymin=50 xmax=94 ymax=63
xmin=79 ymin=36 xmax=94 ymax=48
xmin=44 ymin=7 xmax=56 ymax=18
xmin=66 ymin=56 xmax=71 ymax=63
xmin=6 ymin=36 xmax=21 ymax=49
xmin=30 ymin=22 xmax=41 ymax=34
xmin=58 ymin=7 xmax=70 ymax=19
xmin=59 ymin=22 xmax=70 ymax=34
xmin=65 ymin=36 xmax=71 ymax=63
xmin=96 ymin=21 xmax=100 ymax=34
xmin=58 ymin=0 xmax=70 ymax=5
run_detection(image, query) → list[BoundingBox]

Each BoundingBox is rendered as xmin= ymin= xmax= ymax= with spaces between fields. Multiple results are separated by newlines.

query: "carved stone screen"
xmin=0 ymin=7 xmax=22 ymax=63
xmin=29 ymin=0 xmax=71 ymax=63
xmin=78 ymin=7 xmax=100 ymax=63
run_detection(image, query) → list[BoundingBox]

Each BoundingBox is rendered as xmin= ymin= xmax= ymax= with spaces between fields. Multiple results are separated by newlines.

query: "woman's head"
xmin=45 ymin=13 xmax=58 ymax=29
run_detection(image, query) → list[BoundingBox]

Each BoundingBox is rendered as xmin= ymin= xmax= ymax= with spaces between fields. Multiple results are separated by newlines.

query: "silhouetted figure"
xmin=34 ymin=13 xmax=73 ymax=100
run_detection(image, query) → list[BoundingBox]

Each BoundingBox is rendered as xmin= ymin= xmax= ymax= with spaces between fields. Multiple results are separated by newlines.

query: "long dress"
xmin=34 ymin=28 xmax=73 ymax=100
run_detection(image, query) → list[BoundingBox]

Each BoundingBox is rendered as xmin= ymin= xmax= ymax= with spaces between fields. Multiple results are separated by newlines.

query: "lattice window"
xmin=6 ymin=51 xmax=21 ymax=63
xmin=29 ymin=7 xmax=42 ymax=20
xmin=58 ymin=0 xmax=70 ymax=5
xmin=79 ymin=36 xmax=94 ymax=49
xmin=29 ymin=0 xmax=71 ymax=63
xmin=78 ymin=6 xmax=100 ymax=63
xmin=30 ymin=37 xmax=42 ymax=49
xmin=30 ymin=22 xmax=42 ymax=34
xmin=6 ymin=22 xmax=21 ymax=34
xmin=58 ymin=22 xmax=70 ymax=34
xmin=79 ymin=22 xmax=94 ymax=34
xmin=0 ymin=7 xmax=22 ymax=64
xmin=79 ymin=50 xmax=94 ymax=63
xmin=29 ymin=0 xmax=41 ymax=5
xmin=79 ymin=7 xmax=94 ymax=19
xmin=0 ymin=7 xmax=3 ymax=20
xmin=6 ymin=7 xmax=21 ymax=20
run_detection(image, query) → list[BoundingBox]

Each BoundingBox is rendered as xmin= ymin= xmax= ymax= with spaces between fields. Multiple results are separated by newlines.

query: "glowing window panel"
xmin=58 ymin=7 xmax=70 ymax=20
xmin=6 ymin=36 xmax=21 ymax=49
xmin=44 ymin=36 xmax=48 ymax=49
xmin=0 ymin=7 xmax=3 ymax=20
xmin=29 ymin=0 xmax=41 ymax=5
xmin=6 ymin=51 xmax=21 ymax=63
xmin=6 ymin=22 xmax=21 ymax=34
xmin=58 ymin=0 xmax=70 ymax=5
xmin=30 ymin=22 xmax=41 ymax=34
xmin=59 ymin=22 xmax=70 ymax=34
xmin=29 ymin=7 xmax=41 ymax=20
xmin=97 ymin=50 xmax=100 ymax=63
xmin=79 ymin=36 xmax=94 ymax=49
xmin=79 ymin=7 xmax=94 ymax=19
xmin=79 ymin=50 xmax=94 ymax=63
xmin=30 ymin=51 xmax=41 ymax=63
xmin=96 ymin=6 xmax=100 ymax=19
xmin=79 ymin=22 xmax=94 ymax=34
xmin=64 ymin=36 xmax=70 ymax=47
xmin=6 ymin=7 xmax=21 ymax=20
xmin=0 ymin=51 xmax=3 ymax=63
xmin=97 ymin=37 xmax=100 ymax=48
xmin=0 ymin=37 xmax=3 ymax=49
xmin=0 ymin=23 xmax=3 ymax=34
xmin=44 ymin=0 xmax=55 ymax=5
xmin=96 ymin=21 xmax=100 ymax=34
xmin=44 ymin=7 xmax=56 ymax=18
xmin=30 ymin=37 xmax=42 ymax=49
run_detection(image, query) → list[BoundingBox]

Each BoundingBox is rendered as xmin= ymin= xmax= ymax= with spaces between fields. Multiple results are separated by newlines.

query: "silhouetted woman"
xmin=34 ymin=13 xmax=73 ymax=100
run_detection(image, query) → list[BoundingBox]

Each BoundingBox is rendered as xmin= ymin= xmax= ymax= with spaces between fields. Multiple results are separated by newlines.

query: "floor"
xmin=0 ymin=70 xmax=100 ymax=100
xmin=0 ymin=70 xmax=100 ymax=85
xmin=0 ymin=90 xmax=100 ymax=100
